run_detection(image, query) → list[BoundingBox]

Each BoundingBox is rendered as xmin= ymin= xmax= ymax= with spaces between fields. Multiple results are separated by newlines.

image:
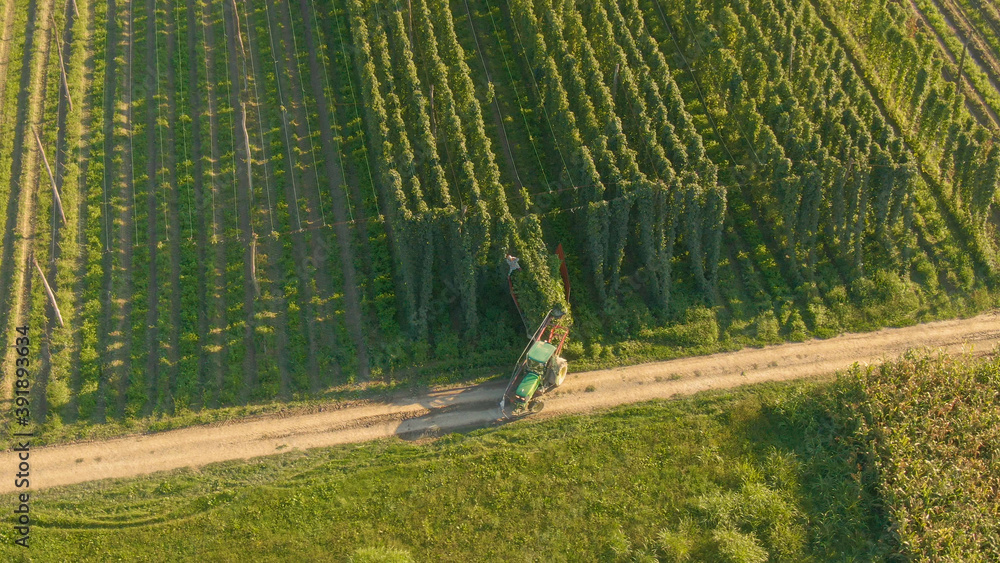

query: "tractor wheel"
xmin=547 ymin=357 xmax=569 ymax=387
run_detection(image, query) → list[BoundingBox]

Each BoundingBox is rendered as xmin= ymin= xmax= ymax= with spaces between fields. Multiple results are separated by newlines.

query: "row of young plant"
xmin=269 ymin=0 xmax=358 ymax=391
xmin=72 ymin=0 xmax=116 ymax=426
xmin=306 ymin=0 xmax=408 ymax=372
xmin=58 ymin=0 xmax=175 ymax=424
xmin=0 ymin=0 xmax=44 ymax=400
xmin=0 ymin=0 xmax=29 ymax=252
xmin=168 ymin=0 xmax=359 ymax=405
xmin=19 ymin=0 xmax=383 ymax=426
xmin=240 ymin=2 xmax=306 ymax=399
xmin=32 ymin=0 xmax=94 ymax=426
xmin=0 ymin=0 xmax=47 ymax=428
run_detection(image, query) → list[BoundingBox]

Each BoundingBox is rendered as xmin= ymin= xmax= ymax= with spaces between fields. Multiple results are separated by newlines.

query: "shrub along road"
xmin=4 ymin=310 xmax=1000 ymax=493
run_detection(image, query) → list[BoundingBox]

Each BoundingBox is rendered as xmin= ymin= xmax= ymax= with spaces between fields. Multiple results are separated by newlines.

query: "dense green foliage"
xmin=838 ymin=352 xmax=1000 ymax=559
xmin=4 ymin=351 xmax=998 ymax=560
xmin=0 ymin=0 xmax=997 ymax=433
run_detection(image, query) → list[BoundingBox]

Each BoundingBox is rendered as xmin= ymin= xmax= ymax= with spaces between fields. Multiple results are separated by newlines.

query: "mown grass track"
xmin=0 ymin=0 xmax=54 ymax=405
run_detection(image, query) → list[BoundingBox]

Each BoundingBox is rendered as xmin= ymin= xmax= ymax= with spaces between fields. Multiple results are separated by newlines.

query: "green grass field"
xmin=8 ymin=349 xmax=998 ymax=561
xmin=3 ymin=378 xmax=874 ymax=561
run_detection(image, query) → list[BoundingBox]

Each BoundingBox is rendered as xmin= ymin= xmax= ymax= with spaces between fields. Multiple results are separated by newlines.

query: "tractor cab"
xmin=527 ymin=340 xmax=557 ymax=372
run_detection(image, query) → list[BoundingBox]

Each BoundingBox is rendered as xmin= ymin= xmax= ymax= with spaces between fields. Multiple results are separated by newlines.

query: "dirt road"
xmin=4 ymin=311 xmax=999 ymax=493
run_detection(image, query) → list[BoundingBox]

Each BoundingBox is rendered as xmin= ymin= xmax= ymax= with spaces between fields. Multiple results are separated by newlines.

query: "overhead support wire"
xmin=50 ymin=11 xmax=73 ymax=112
xmin=264 ymin=0 xmax=303 ymax=231
xmin=648 ymin=0 xmax=740 ymax=168
xmin=244 ymin=3 xmax=276 ymax=233
xmin=285 ymin=0 xmax=327 ymax=226
xmin=332 ymin=0 xmax=380 ymax=210
xmin=501 ymin=0 xmax=572 ymax=186
xmin=307 ymin=0 xmax=354 ymax=221
xmin=461 ymin=0 xmax=524 ymax=191
xmin=219 ymin=0 xmax=240 ymax=238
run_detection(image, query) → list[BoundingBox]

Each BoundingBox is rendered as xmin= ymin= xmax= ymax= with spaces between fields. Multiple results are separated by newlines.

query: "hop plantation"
xmin=1 ymin=0 xmax=999 ymax=434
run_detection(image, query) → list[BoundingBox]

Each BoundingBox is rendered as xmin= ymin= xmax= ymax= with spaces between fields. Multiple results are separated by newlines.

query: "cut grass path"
xmin=4 ymin=309 xmax=1000 ymax=492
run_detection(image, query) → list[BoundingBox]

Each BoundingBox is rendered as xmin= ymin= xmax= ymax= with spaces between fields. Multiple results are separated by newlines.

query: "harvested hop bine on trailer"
xmin=500 ymin=306 xmax=570 ymax=418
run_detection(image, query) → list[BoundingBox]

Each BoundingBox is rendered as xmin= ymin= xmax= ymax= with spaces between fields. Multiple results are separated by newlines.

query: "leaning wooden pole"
xmin=50 ymin=12 xmax=74 ymax=112
xmin=33 ymin=256 xmax=65 ymax=327
xmin=239 ymin=102 xmax=254 ymax=202
xmin=32 ymin=125 xmax=68 ymax=226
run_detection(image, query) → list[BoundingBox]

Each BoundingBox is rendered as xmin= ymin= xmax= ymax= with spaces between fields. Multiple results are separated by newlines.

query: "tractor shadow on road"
xmin=389 ymin=379 xmax=517 ymax=442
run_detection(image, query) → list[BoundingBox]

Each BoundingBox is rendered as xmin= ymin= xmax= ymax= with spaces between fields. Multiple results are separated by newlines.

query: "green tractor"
xmin=500 ymin=307 xmax=570 ymax=417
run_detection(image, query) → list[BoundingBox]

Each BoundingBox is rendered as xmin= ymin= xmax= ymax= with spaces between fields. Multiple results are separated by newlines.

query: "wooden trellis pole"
xmin=239 ymin=102 xmax=254 ymax=202
xmin=957 ymin=42 xmax=968 ymax=85
xmin=612 ymin=63 xmax=620 ymax=100
xmin=429 ymin=83 xmax=436 ymax=133
xmin=790 ymin=39 xmax=795 ymax=77
xmin=32 ymin=125 xmax=67 ymax=226
xmin=250 ymin=233 xmax=260 ymax=296
xmin=50 ymin=12 xmax=73 ymax=112
xmin=33 ymin=256 xmax=64 ymax=327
